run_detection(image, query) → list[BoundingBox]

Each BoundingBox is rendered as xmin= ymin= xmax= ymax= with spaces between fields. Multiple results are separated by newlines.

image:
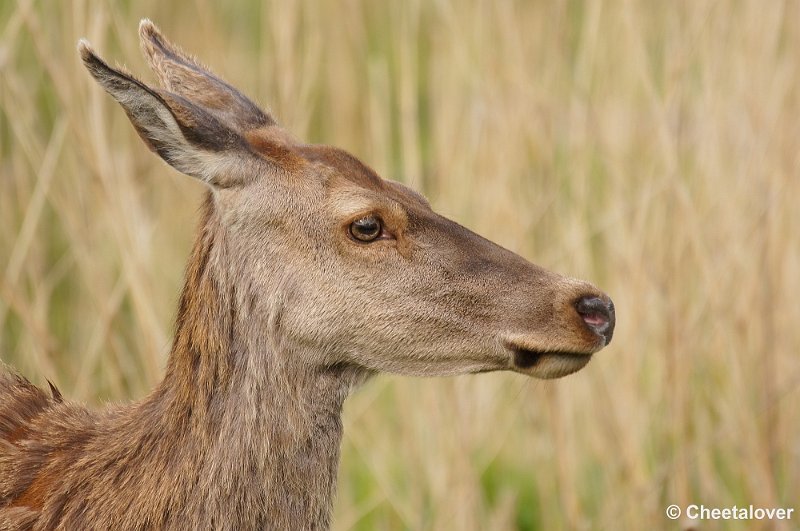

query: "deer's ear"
xmin=138 ymin=19 xmax=273 ymax=132
xmin=79 ymin=40 xmax=251 ymax=187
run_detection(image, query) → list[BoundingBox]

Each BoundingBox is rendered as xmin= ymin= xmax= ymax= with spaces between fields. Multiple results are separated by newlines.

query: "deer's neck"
xmin=143 ymin=196 xmax=356 ymax=529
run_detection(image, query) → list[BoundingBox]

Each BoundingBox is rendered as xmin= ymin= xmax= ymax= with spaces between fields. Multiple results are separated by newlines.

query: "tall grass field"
xmin=1 ymin=1 xmax=798 ymax=529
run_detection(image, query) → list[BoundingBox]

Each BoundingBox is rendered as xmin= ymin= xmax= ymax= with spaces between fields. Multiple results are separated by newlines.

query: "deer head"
xmin=78 ymin=20 xmax=614 ymax=382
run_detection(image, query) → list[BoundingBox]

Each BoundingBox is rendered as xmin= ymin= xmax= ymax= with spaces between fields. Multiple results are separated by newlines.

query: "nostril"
xmin=575 ymin=296 xmax=615 ymax=344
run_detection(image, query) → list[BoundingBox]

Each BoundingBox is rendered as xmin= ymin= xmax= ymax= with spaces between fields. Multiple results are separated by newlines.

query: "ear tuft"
xmin=77 ymin=39 xmax=102 ymax=72
xmin=77 ymin=39 xmax=92 ymax=58
xmin=138 ymin=18 xmax=180 ymax=67
xmin=139 ymin=18 xmax=157 ymax=37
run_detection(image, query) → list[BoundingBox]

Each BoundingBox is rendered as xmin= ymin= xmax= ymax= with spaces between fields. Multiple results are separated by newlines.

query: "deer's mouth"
xmin=507 ymin=346 xmax=593 ymax=379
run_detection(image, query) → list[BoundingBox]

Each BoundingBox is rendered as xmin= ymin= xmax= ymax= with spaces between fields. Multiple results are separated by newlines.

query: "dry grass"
xmin=2 ymin=1 xmax=799 ymax=529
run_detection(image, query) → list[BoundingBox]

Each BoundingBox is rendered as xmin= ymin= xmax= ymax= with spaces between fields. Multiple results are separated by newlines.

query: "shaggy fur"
xmin=0 ymin=20 xmax=613 ymax=530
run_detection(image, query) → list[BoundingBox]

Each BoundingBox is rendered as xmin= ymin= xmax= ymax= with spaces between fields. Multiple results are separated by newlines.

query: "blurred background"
xmin=1 ymin=1 xmax=799 ymax=529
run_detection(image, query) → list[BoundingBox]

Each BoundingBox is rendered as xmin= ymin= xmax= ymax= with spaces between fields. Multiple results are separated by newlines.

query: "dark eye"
xmin=349 ymin=216 xmax=383 ymax=242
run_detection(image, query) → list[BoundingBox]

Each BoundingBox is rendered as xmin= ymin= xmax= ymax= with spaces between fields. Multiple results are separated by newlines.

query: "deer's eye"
xmin=349 ymin=216 xmax=383 ymax=242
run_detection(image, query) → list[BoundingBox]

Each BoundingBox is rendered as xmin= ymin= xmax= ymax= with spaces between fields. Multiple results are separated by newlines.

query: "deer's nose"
xmin=575 ymin=296 xmax=615 ymax=345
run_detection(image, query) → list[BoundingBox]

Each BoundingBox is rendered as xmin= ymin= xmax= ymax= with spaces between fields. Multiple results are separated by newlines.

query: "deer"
xmin=0 ymin=20 xmax=615 ymax=530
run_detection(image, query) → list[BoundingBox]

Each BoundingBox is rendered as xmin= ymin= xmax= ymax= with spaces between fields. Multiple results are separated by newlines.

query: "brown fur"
xmin=0 ymin=20 xmax=614 ymax=530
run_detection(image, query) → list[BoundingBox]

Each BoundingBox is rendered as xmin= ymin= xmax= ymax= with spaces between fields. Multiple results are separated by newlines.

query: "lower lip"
xmin=512 ymin=348 xmax=591 ymax=369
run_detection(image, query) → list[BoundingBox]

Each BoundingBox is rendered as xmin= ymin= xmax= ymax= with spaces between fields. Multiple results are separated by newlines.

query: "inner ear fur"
xmin=80 ymin=20 xmax=316 ymax=185
xmin=79 ymin=40 xmax=252 ymax=187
